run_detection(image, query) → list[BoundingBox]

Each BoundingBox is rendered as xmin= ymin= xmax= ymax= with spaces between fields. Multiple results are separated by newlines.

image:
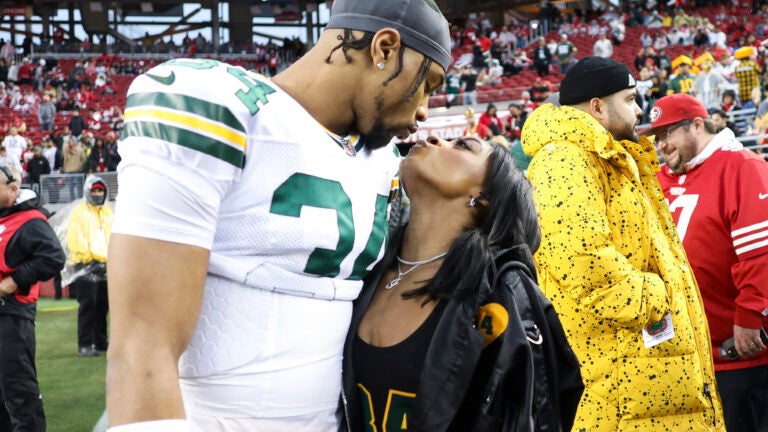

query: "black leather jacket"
xmin=341 ymin=246 xmax=583 ymax=432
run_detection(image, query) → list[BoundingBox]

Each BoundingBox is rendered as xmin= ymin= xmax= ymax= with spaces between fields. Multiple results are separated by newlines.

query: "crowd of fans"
xmin=435 ymin=1 xmax=768 ymax=152
xmin=4 ymin=0 xmax=768 ymax=198
xmin=0 ymin=28 xmax=309 ymax=200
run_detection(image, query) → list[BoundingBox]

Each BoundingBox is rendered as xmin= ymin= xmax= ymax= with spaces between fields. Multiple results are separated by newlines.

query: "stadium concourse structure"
xmin=7 ymin=0 xmax=541 ymax=54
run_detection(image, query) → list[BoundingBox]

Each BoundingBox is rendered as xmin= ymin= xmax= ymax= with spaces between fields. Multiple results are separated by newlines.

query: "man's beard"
xmin=363 ymin=119 xmax=393 ymax=150
xmin=666 ymin=154 xmax=688 ymax=174
xmin=363 ymin=96 xmax=394 ymax=151
xmin=610 ymin=123 xmax=638 ymax=142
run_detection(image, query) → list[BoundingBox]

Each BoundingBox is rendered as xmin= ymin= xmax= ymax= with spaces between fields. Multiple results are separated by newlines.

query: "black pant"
xmin=72 ymin=276 xmax=108 ymax=349
xmin=0 ymin=315 xmax=46 ymax=431
xmin=715 ymin=364 xmax=768 ymax=432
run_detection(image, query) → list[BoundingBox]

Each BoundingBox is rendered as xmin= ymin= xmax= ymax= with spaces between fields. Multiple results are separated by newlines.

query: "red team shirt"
xmin=656 ymin=138 xmax=768 ymax=371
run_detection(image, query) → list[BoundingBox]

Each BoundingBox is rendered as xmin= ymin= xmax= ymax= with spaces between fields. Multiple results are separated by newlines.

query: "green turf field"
xmin=36 ymin=297 xmax=106 ymax=431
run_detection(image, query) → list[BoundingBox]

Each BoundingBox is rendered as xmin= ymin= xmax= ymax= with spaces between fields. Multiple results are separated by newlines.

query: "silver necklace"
xmin=384 ymin=252 xmax=448 ymax=290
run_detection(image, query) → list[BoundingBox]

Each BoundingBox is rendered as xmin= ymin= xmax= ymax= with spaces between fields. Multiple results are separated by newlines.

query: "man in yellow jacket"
xmin=521 ymin=56 xmax=725 ymax=431
xmin=67 ymin=175 xmax=112 ymax=357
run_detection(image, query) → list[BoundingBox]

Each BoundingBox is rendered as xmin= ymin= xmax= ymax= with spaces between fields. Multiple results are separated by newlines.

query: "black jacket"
xmin=26 ymin=155 xmax=51 ymax=183
xmin=0 ymin=190 xmax=66 ymax=320
xmin=341 ymin=246 xmax=583 ymax=432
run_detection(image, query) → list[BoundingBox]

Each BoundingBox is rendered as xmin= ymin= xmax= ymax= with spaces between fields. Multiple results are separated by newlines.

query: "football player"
xmin=105 ymin=0 xmax=451 ymax=431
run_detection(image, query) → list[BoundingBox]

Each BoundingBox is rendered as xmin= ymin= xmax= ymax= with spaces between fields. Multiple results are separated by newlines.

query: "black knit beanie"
xmin=559 ymin=56 xmax=636 ymax=106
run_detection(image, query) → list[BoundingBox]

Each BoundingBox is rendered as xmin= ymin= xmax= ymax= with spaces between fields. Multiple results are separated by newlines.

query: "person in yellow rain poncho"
xmin=66 ymin=175 xmax=113 ymax=357
xmin=521 ymin=56 xmax=725 ymax=431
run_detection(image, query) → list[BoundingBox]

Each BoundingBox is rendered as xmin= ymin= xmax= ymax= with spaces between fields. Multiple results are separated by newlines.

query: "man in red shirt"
xmin=651 ymin=93 xmax=768 ymax=432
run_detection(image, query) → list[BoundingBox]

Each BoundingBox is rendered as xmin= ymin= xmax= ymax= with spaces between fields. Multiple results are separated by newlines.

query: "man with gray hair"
xmin=0 ymin=164 xmax=65 ymax=432
xmin=106 ymin=0 xmax=451 ymax=430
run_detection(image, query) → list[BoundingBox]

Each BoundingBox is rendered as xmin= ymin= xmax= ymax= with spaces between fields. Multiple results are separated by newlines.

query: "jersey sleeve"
xmin=727 ymin=156 xmax=768 ymax=326
xmin=112 ymin=59 xmax=257 ymax=250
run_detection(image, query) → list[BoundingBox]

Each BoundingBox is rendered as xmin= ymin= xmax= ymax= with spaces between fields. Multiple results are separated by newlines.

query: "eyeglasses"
xmin=656 ymin=120 xmax=693 ymax=144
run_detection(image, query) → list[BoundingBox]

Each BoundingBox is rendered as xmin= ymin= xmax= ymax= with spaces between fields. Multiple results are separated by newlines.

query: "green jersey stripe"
xmin=127 ymin=92 xmax=246 ymax=133
xmin=122 ymin=120 xmax=245 ymax=168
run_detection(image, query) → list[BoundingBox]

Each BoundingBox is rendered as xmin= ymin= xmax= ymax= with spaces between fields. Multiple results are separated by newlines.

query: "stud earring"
xmin=468 ymin=196 xmax=477 ymax=208
xmin=376 ymin=62 xmax=385 ymax=70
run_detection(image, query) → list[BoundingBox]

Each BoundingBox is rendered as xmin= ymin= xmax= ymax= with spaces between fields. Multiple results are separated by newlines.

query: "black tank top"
xmin=352 ymin=300 xmax=446 ymax=431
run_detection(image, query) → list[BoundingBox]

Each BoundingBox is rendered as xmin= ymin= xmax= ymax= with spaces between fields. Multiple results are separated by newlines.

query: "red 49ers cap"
xmin=650 ymin=93 xmax=709 ymax=132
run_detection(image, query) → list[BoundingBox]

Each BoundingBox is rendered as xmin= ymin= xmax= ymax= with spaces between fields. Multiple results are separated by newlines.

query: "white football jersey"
xmin=112 ymin=59 xmax=400 ymax=420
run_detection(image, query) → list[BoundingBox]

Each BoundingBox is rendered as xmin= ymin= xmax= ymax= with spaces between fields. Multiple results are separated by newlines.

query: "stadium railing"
xmin=37 ymin=171 xmax=118 ymax=205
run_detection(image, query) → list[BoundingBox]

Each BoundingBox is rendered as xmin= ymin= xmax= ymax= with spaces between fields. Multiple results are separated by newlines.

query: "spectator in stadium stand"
xmin=54 ymin=126 xmax=72 ymax=155
xmin=694 ymin=53 xmax=725 ymax=110
xmin=471 ymin=41 xmax=487 ymax=71
xmin=187 ymin=39 xmax=197 ymax=57
xmin=733 ymin=46 xmax=762 ymax=105
xmin=7 ymin=114 xmax=27 ymax=135
xmin=0 ymin=60 xmax=8 ymax=82
xmin=489 ymin=37 xmax=504 ymax=63
xmin=634 ymin=46 xmax=655 ymax=72
xmin=656 ymin=47 xmax=672 ymax=75
xmin=25 ymin=145 xmax=50 ymax=194
xmin=104 ymin=131 xmax=120 ymax=171
xmin=67 ymin=107 xmax=87 ymax=140
xmin=0 ymin=39 xmax=14 ymax=60
xmin=87 ymin=137 xmax=110 ymax=173
xmin=67 ymin=175 xmax=112 ymax=358
xmin=443 ymin=65 xmax=462 ymax=108
xmin=37 ymin=94 xmax=56 ymax=133
xmin=521 ymin=56 xmax=726 ymax=431
xmin=478 ymin=103 xmax=503 ymax=135
xmin=462 ymin=107 xmax=490 ymax=139
xmin=651 ymin=93 xmax=768 ymax=432
xmin=519 ymin=90 xmax=536 ymax=113
xmin=41 ymin=136 xmax=59 ymax=172
xmin=592 ymin=30 xmax=613 ymax=58
xmin=267 ymin=49 xmax=280 ymax=77
xmin=555 ymin=33 xmax=576 ymax=75
xmin=16 ymin=57 xmax=33 ymax=86
xmin=41 ymin=136 xmax=61 ymax=205
xmin=509 ymin=47 xmax=531 ymax=75
xmin=61 ymin=136 xmax=86 ymax=200
xmin=668 ymin=55 xmax=696 ymax=95
xmin=460 ymin=65 xmax=479 ymax=106
xmin=485 ymin=58 xmax=503 ymax=86
xmin=720 ymin=89 xmax=747 ymax=136
xmin=708 ymin=108 xmax=732 ymax=134
xmin=532 ymin=36 xmax=552 ymax=77
xmin=6 ymin=60 xmax=17 ymax=84
xmin=105 ymin=0 xmax=452 ymax=429
xmin=0 ymin=147 xmax=21 ymax=174
xmin=505 ymin=102 xmax=528 ymax=141
xmin=0 ymin=164 xmax=65 ymax=432
xmin=529 ymin=78 xmax=552 ymax=103
xmin=86 ymin=108 xmax=101 ymax=132
xmin=1 ymin=126 xmax=26 ymax=166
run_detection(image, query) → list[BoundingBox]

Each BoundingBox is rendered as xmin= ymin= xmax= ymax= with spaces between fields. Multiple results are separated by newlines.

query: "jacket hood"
xmin=522 ymin=104 xmax=623 ymax=159
xmin=522 ymin=104 xmax=660 ymax=177
xmin=83 ymin=174 xmax=109 ymax=203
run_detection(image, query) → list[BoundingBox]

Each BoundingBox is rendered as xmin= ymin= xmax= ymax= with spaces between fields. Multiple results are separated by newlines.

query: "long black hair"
xmin=387 ymin=142 xmax=540 ymax=301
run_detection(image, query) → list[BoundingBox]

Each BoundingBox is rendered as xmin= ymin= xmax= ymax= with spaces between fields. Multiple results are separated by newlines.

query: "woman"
xmin=479 ymin=103 xmax=503 ymax=136
xmin=341 ymin=136 xmax=582 ymax=431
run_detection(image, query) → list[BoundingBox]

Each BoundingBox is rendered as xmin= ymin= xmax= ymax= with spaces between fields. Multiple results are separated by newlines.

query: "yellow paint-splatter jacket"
xmin=521 ymin=104 xmax=725 ymax=431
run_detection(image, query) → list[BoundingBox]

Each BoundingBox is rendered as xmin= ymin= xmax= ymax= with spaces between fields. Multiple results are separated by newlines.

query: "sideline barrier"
xmin=38 ymin=172 xmax=118 ymax=205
